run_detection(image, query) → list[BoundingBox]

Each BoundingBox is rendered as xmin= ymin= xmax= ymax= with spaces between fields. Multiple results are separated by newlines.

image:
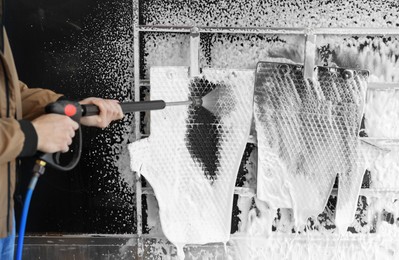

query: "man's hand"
xmin=32 ymin=114 xmax=79 ymax=153
xmin=79 ymin=98 xmax=124 ymax=128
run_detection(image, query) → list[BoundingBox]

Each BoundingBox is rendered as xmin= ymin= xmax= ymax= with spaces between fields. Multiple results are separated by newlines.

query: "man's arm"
xmin=20 ymin=82 xmax=124 ymax=128
xmin=19 ymin=81 xmax=63 ymax=121
xmin=18 ymin=81 xmax=81 ymax=154
xmin=0 ymin=113 xmax=79 ymax=164
xmin=19 ymin=82 xmax=123 ymax=154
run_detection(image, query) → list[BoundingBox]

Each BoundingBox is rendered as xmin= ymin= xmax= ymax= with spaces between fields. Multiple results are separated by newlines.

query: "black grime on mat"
xmin=185 ymin=77 xmax=222 ymax=183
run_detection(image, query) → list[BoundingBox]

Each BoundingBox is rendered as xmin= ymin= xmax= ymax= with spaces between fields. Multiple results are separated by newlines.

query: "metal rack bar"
xmin=304 ymin=33 xmax=317 ymax=79
xmin=368 ymin=82 xmax=399 ymax=90
xmin=132 ymin=1 xmax=143 ymax=251
xmin=314 ymin=27 xmax=399 ymax=35
xmin=139 ymin=133 xmax=257 ymax=144
xmin=190 ymin=27 xmax=201 ymax=77
xmin=144 ymin=186 xmax=399 ymax=199
xmin=143 ymin=186 xmax=257 ymax=198
xmin=137 ymin=25 xmax=399 ymax=36
xmin=137 ymin=25 xmax=305 ymax=34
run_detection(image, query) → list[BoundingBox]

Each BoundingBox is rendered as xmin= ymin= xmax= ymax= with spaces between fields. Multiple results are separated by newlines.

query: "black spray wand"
xmin=80 ymin=89 xmax=220 ymax=116
xmin=81 ymin=98 xmax=203 ymax=116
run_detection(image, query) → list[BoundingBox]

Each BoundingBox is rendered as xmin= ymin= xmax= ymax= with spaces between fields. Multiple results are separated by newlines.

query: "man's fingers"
xmin=79 ymin=98 xmax=124 ymax=128
xmin=72 ymin=121 xmax=79 ymax=131
xmin=92 ymin=99 xmax=107 ymax=126
xmin=70 ymin=128 xmax=76 ymax=138
xmin=112 ymin=101 xmax=124 ymax=119
xmin=61 ymin=145 xmax=69 ymax=153
xmin=67 ymin=138 xmax=73 ymax=146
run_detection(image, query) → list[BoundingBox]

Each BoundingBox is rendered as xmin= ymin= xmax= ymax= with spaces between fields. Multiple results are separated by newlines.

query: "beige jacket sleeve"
xmin=19 ymin=81 xmax=63 ymax=120
xmin=0 ymin=82 xmax=62 ymax=163
xmin=0 ymin=118 xmax=25 ymax=164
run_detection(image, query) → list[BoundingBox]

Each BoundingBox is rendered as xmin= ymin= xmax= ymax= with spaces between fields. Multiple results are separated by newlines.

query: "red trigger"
xmin=64 ymin=104 xmax=77 ymax=117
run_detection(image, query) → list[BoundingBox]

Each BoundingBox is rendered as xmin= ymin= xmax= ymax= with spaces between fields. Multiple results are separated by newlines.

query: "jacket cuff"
xmin=18 ymin=120 xmax=38 ymax=157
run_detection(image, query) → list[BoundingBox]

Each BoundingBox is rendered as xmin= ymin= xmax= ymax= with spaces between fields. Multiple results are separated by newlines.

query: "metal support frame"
xmin=190 ymin=27 xmax=201 ymax=77
xmin=137 ymin=25 xmax=399 ymax=36
xmin=303 ymin=30 xmax=317 ymax=80
xmin=133 ymin=1 xmax=399 ymax=240
xmin=132 ymin=0 xmax=143 ymax=257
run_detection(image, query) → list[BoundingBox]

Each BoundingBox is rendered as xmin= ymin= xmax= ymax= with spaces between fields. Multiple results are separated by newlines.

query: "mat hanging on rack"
xmin=254 ymin=61 xmax=372 ymax=232
xmin=129 ymin=66 xmax=254 ymax=252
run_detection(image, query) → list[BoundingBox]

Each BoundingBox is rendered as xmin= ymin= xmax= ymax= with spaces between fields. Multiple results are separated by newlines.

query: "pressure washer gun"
xmin=38 ymin=98 xmax=202 ymax=171
xmin=37 ymin=99 xmax=165 ymax=171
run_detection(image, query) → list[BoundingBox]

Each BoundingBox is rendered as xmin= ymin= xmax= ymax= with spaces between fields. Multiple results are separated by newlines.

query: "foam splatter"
xmin=364 ymin=89 xmax=399 ymax=138
xmin=61 ymin=0 xmax=136 ymax=233
xmin=317 ymin=36 xmax=399 ymax=82
xmin=140 ymin=0 xmax=399 ymax=28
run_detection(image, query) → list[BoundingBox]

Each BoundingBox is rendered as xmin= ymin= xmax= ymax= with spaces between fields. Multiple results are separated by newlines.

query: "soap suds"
xmin=140 ymin=0 xmax=399 ymax=28
xmin=369 ymin=148 xmax=399 ymax=190
xmin=364 ymin=89 xmax=399 ymax=138
xmin=317 ymin=36 xmax=399 ymax=83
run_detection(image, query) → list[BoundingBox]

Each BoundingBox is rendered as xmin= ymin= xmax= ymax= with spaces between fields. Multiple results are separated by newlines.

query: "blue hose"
xmin=15 ymin=172 xmax=40 ymax=260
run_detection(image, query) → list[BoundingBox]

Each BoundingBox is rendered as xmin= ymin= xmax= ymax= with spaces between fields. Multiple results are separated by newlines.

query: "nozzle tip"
xmin=191 ymin=97 xmax=203 ymax=107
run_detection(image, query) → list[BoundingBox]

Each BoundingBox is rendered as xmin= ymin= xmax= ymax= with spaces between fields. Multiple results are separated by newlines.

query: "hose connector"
xmin=33 ymin=160 xmax=47 ymax=176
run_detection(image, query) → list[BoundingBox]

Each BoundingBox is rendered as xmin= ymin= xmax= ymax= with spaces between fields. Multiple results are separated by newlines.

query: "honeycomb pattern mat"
xmin=129 ymin=67 xmax=254 ymax=247
xmin=254 ymin=61 xmax=370 ymax=232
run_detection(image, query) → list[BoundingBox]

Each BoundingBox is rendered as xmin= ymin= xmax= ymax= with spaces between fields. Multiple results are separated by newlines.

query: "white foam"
xmin=129 ymin=67 xmax=254 ymax=253
xmin=365 ymin=89 xmax=399 ymax=139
